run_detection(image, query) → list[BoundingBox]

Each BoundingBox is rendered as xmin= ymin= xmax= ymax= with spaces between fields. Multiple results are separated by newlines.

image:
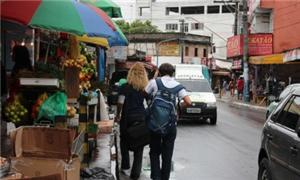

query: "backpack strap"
xmin=155 ymin=78 xmax=166 ymax=91
xmin=155 ymin=78 xmax=184 ymax=94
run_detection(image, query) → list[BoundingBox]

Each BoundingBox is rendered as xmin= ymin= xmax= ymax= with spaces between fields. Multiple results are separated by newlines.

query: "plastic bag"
xmin=37 ymin=92 xmax=67 ymax=121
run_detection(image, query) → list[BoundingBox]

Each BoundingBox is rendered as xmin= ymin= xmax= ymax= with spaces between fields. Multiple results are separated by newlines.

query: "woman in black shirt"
xmin=117 ymin=62 xmax=149 ymax=180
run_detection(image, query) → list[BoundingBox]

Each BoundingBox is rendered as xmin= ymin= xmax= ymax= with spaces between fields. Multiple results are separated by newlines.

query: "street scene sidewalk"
xmin=216 ymin=92 xmax=267 ymax=113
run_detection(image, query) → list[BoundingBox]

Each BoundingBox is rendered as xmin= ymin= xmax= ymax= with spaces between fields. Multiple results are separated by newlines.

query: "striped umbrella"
xmin=1 ymin=0 xmax=116 ymax=38
xmin=81 ymin=0 xmax=122 ymax=18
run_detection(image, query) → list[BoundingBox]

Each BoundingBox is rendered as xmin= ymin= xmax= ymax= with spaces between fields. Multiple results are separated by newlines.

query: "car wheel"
xmin=209 ymin=116 xmax=217 ymax=125
xmin=258 ymin=158 xmax=272 ymax=180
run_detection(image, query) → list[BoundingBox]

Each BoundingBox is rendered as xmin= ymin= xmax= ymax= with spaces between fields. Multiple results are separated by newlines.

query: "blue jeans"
xmin=149 ymin=127 xmax=177 ymax=180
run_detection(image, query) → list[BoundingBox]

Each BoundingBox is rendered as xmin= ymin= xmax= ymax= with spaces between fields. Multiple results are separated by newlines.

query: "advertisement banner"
xmin=283 ymin=48 xmax=300 ymax=62
xmin=227 ymin=34 xmax=273 ymax=58
xmin=227 ymin=35 xmax=243 ymax=58
xmin=248 ymin=34 xmax=273 ymax=56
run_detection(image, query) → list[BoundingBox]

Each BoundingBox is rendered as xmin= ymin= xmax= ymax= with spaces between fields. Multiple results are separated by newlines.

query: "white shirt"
xmin=145 ymin=76 xmax=188 ymax=100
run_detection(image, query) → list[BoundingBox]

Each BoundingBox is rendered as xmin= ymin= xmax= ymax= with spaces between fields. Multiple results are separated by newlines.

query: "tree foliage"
xmin=115 ymin=20 xmax=160 ymax=34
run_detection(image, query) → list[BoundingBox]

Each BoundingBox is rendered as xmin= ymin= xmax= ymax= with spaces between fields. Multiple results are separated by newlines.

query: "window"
xmin=185 ymin=47 xmax=189 ymax=56
xmin=139 ymin=7 xmax=150 ymax=16
xmin=222 ymin=5 xmax=236 ymax=13
xmin=166 ymin=24 xmax=178 ymax=31
xmin=181 ymin=6 xmax=204 ymax=15
xmin=194 ymin=48 xmax=198 ymax=57
xmin=207 ymin=5 xmax=220 ymax=14
xmin=180 ymin=23 xmax=189 ymax=32
xmin=166 ymin=7 xmax=179 ymax=15
xmin=203 ymin=48 xmax=207 ymax=57
xmin=277 ymin=96 xmax=300 ymax=131
xmin=191 ymin=23 xmax=204 ymax=30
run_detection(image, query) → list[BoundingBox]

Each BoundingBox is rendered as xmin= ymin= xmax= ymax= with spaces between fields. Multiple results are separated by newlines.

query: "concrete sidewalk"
xmin=216 ymin=92 xmax=267 ymax=113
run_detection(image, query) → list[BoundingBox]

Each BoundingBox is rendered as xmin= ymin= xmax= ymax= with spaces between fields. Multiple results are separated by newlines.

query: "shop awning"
xmin=212 ymin=71 xmax=231 ymax=76
xmin=249 ymin=54 xmax=283 ymax=64
xmin=76 ymin=35 xmax=109 ymax=48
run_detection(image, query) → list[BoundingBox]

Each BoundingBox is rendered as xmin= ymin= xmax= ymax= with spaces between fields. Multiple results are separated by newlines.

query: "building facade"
xmin=126 ymin=33 xmax=212 ymax=66
xmin=132 ymin=0 xmax=236 ymax=61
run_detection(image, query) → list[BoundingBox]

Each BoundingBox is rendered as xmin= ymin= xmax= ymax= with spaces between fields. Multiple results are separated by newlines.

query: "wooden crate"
xmin=65 ymin=67 xmax=80 ymax=98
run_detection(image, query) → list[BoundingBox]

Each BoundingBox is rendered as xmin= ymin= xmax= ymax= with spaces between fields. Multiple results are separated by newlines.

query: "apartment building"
xmin=134 ymin=0 xmax=236 ymax=60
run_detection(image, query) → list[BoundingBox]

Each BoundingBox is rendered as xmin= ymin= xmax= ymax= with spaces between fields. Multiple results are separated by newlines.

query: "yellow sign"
xmin=159 ymin=42 xmax=179 ymax=56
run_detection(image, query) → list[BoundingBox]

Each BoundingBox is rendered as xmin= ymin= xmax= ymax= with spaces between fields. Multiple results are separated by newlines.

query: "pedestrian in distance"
xmin=229 ymin=79 xmax=235 ymax=97
xmin=145 ymin=63 xmax=191 ymax=180
xmin=237 ymin=76 xmax=244 ymax=100
xmin=116 ymin=62 xmax=149 ymax=180
xmin=222 ymin=79 xmax=227 ymax=96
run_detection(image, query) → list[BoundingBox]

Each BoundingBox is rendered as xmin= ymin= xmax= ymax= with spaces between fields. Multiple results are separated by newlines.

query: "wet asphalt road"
xmin=120 ymin=101 xmax=266 ymax=180
xmin=173 ymin=101 xmax=265 ymax=180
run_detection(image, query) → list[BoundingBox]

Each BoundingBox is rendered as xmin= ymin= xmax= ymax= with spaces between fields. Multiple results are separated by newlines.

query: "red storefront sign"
xmin=227 ymin=35 xmax=243 ymax=58
xmin=227 ymin=34 xmax=273 ymax=58
xmin=248 ymin=34 xmax=273 ymax=56
xmin=232 ymin=59 xmax=242 ymax=70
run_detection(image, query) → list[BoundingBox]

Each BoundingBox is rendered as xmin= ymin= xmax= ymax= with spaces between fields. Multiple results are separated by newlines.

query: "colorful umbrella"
xmin=81 ymin=0 xmax=122 ymax=18
xmin=109 ymin=21 xmax=128 ymax=46
xmin=77 ymin=4 xmax=128 ymax=46
xmin=1 ymin=0 xmax=116 ymax=37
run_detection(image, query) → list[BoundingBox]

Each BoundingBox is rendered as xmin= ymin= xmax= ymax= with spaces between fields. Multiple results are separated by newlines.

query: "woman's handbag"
xmin=126 ymin=114 xmax=150 ymax=151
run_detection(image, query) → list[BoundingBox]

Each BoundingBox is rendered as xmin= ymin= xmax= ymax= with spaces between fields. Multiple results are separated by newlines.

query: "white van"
xmin=174 ymin=64 xmax=217 ymax=124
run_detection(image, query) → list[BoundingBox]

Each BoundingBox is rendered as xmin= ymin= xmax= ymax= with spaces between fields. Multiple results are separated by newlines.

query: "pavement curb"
xmin=217 ymin=97 xmax=267 ymax=113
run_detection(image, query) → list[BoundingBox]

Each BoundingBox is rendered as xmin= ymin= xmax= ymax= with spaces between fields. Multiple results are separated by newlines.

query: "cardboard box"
xmin=11 ymin=157 xmax=80 ymax=180
xmin=10 ymin=127 xmax=80 ymax=180
xmin=14 ymin=127 xmax=73 ymax=160
xmin=2 ymin=173 xmax=61 ymax=180
xmin=98 ymin=120 xmax=114 ymax=134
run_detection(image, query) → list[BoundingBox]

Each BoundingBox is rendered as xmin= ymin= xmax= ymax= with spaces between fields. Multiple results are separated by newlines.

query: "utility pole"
xmin=234 ymin=1 xmax=239 ymax=35
xmin=242 ymin=0 xmax=250 ymax=102
xmin=179 ymin=19 xmax=185 ymax=64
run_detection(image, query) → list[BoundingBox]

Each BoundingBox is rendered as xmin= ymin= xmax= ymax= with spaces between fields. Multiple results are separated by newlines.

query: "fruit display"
xmin=79 ymin=59 xmax=96 ymax=91
xmin=4 ymin=98 xmax=28 ymax=123
xmin=62 ymin=55 xmax=87 ymax=69
xmin=67 ymin=105 xmax=77 ymax=118
xmin=31 ymin=93 xmax=48 ymax=120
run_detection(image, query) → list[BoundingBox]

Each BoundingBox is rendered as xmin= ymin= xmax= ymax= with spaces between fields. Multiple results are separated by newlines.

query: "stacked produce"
xmin=4 ymin=97 xmax=28 ymax=123
xmin=31 ymin=93 xmax=48 ymax=120
xmin=79 ymin=59 xmax=96 ymax=91
xmin=67 ymin=105 xmax=77 ymax=118
xmin=61 ymin=55 xmax=87 ymax=69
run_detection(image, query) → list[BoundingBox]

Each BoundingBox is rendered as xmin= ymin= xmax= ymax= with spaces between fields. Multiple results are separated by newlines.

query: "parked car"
xmin=257 ymin=87 xmax=300 ymax=180
xmin=177 ymin=79 xmax=217 ymax=124
xmin=266 ymin=83 xmax=300 ymax=119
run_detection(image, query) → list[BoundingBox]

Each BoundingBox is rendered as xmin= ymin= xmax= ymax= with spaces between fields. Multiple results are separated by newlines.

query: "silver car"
xmin=266 ymin=83 xmax=300 ymax=119
xmin=258 ymin=88 xmax=300 ymax=180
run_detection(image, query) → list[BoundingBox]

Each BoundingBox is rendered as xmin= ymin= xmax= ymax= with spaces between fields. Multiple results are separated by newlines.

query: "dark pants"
xmin=149 ymin=127 xmax=177 ymax=180
xmin=120 ymin=135 xmax=144 ymax=178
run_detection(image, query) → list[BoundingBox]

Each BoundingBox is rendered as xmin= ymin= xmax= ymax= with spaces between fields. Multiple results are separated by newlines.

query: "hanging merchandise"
xmin=37 ymin=92 xmax=67 ymax=122
xmin=98 ymin=47 xmax=106 ymax=82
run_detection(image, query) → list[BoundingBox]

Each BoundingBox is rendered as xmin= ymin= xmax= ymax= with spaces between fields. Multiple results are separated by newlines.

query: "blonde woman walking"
xmin=117 ymin=62 xmax=149 ymax=180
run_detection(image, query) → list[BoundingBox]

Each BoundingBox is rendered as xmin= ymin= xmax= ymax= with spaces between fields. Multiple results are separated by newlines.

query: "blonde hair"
xmin=127 ymin=62 xmax=149 ymax=91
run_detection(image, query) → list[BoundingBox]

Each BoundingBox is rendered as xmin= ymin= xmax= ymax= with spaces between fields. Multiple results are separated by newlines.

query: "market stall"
xmin=1 ymin=0 xmax=128 ymax=179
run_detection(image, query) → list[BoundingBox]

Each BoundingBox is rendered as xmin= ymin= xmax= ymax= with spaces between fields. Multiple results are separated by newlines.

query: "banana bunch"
xmin=79 ymin=81 xmax=91 ymax=91
xmin=62 ymin=55 xmax=88 ymax=69
xmin=4 ymin=99 xmax=28 ymax=123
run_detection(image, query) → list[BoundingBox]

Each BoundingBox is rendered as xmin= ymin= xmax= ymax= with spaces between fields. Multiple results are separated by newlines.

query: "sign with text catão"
xmin=227 ymin=34 xmax=273 ymax=58
xmin=248 ymin=34 xmax=273 ymax=56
